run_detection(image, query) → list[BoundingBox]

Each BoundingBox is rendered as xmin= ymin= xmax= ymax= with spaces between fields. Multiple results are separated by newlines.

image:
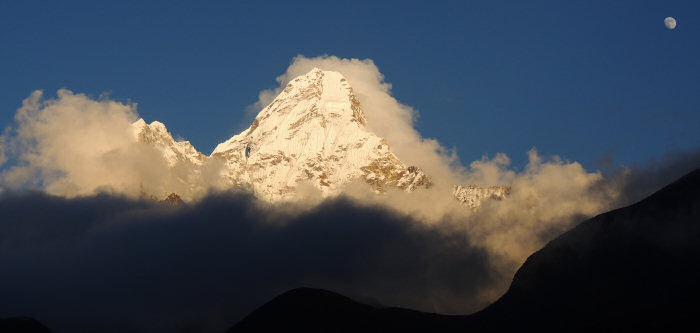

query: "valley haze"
xmin=0 ymin=55 xmax=698 ymax=333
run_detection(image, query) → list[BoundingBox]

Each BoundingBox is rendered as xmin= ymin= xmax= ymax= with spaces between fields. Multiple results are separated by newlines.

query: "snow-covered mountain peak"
xmin=210 ymin=68 xmax=430 ymax=200
xmin=132 ymin=68 xmax=507 ymax=206
xmin=213 ymin=69 xmax=366 ymax=156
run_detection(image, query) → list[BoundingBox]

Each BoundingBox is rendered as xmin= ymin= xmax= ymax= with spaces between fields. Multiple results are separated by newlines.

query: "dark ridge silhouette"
xmin=227 ymin=167 xmax=700 ymax=332
xmin=472 ymin=166 xmax=700 ymax=332
xmin=227 ymin=288 xmax=464 ymax=332
xmin=0 ymin=317 xmax=51 ymax=333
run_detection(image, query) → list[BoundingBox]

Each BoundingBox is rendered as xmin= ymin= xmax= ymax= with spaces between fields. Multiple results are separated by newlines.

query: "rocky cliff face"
xmin=132 ymin=68 xmax=506 ymax=206
xmin=453 ymin=185 xmax=510 ymax=208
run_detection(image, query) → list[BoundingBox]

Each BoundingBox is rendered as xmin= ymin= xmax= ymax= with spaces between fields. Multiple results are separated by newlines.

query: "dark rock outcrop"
xmin=159 ymin=192 xmax=184 ymax=205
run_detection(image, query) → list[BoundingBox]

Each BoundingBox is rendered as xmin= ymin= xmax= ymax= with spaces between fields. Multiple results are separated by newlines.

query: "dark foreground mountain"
xmin=0 ymin=317 xmax=51 ymax=333
xmin=227 ymin=167 xmax=700 ymax=332
xmin=227 ymin=288 xmax=463 ymax=332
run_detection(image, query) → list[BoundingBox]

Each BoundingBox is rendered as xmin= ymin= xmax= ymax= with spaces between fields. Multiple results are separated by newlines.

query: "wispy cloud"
xmin=0 ymin=57 xmax=629 ymax=306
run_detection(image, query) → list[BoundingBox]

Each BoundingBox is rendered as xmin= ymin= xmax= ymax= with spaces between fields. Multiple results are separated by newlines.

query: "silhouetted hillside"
xmin=227 ymin=168 xmax=700 ymax=332
xmin=472 ymin=167 xmax=700 ymax=332
xmin=227 ymin=288 xmax=463 ymax=332
xmin=0 ymin=317 xmax=51 ymax=333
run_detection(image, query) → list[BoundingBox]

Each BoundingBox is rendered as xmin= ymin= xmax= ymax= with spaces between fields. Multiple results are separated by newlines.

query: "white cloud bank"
xmin=253 ymin=55 xmax=620 ymax=303
xmin=0 ymin=55 xmax=622 ymax=307
xmin=0 ymin=90 xmax=225 ymax=199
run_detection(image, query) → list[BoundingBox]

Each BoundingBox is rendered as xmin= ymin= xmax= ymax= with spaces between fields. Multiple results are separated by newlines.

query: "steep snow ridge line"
xmin=132 ymin=119 xmax=206 ymax=166
xmin=208 ymin=67 xmax=432 ymax=201
xmin=132 ymin=67 xmax=509 ymax=206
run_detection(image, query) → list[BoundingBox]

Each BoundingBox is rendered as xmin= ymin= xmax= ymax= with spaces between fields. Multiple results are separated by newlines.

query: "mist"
xmin=2 ymin=55 xmax=698 ymax=331
xmin=0 ymin=191 xmax=491 ymax=332
xmin=1 ymin=149 xmax=697 ymax=332
xmin=0 ymin=89 xmax=228 ymax=200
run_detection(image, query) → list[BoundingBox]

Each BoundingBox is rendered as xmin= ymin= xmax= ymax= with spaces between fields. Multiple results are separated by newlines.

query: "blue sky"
xmin=1 ymin=0 xmax=698 ymax=171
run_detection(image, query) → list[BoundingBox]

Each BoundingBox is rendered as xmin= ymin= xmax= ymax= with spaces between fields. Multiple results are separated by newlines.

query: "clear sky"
xmin=1 ymin=0 xmax=698 ymax=170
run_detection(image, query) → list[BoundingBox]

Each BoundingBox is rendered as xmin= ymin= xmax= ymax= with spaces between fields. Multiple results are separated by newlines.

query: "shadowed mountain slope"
xmin=0 ymin=317 xmax=51 ymax=333
xmin=227 ymin=167 xmax=700 ymax=332
xmin=472 ymin=167 xmax=700 ymax=332
xmin=227 ymin=288 xmax=463 ymax=333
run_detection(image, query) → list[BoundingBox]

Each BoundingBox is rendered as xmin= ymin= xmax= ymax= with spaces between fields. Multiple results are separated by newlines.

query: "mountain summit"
xmin=132 ymin=68 xmax=504 ymax=205
xmin=211 ymin=68 xmax=431 ymax=201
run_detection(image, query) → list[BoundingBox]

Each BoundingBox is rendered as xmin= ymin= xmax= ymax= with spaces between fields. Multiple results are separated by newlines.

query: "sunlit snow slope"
xmin=133 ymin=68 xmax=505 ymax=206
xmin=211 ymin=68 xmax=431 ymax=201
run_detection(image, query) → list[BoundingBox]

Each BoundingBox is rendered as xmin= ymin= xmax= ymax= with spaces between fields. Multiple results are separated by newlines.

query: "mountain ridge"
xmin=132 ymin=68 xmax=506 ymax=205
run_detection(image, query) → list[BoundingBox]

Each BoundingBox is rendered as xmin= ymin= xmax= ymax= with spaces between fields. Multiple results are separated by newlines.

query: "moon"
xmin=664 ymin=17 xmax=677 ymax=30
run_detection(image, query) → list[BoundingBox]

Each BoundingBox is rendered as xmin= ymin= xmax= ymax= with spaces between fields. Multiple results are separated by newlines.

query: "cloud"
xmin=252 ymin=55 xmax=460 ymax=190
xmin=251 ymin=55 xmax=621 ymax=264
xmin=1 ymin=57 xmax=617 ymax=216
xmin=2 ymin=153 xmax=698 ymax=332
xmin=608 ymin=148 xmax=700 ymax=207
xmin=341 ymin=148 xmax=618 ymax=299
xmin=1 ymin=55 xmax=698 ymax=332
xmin=0 ymin=191 xmax=492 ymax=333
xmin=0 ymin=57 xmax=631 ymax=315
xmin=2 ymin=90 xmax=141 ymax=193
xmin=0 ymin=90 xmax=226 ymax=200
xmin=0 ymin=124 xmax=9 ymax=165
